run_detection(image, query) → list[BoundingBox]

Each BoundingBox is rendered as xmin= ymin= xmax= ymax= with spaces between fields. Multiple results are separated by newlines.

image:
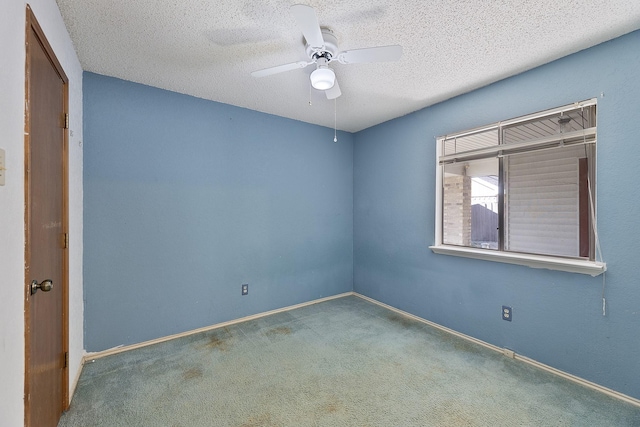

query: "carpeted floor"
xmin=59 ymin=295 xmax=640 ymax=426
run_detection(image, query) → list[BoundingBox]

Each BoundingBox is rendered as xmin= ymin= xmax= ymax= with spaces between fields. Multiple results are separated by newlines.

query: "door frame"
xmin=24 ymin=4 xmax=70 ymax=425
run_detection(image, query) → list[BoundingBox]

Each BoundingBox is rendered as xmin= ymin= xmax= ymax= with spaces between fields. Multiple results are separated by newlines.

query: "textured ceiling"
xmin=56 ymin=0 xmax=640 ymax=132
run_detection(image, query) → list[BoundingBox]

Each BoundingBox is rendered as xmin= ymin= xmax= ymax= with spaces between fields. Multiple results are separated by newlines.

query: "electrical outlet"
xmin=502 ymin=306 xmax=512 ymax=321
xmin=241 ymin=284 xmax=248 ymax=295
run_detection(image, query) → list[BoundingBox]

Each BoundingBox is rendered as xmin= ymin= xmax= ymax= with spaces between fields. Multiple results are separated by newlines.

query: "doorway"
xmin=24 ymin=5 xmax=69 ymax=427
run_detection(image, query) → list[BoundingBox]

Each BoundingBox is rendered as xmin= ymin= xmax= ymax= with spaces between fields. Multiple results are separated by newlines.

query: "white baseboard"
xmin=354 ymin=292 xmax=640 ymax=408
xmin=78 ymin=290 xmax=639 ymax=408
xmin=83 ymin=292 xmax=354 ymax=362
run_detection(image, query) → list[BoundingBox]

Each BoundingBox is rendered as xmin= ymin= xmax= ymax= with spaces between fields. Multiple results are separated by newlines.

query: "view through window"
xmin=437 ymin=100 xmax=596 ymax=260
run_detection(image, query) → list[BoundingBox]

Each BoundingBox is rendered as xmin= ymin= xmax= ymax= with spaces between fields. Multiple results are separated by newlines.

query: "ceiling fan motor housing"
xmin=306 ymin=28 xmax=339 ymax=61
xmin=250 ymin=5 xmax=401 ymax=101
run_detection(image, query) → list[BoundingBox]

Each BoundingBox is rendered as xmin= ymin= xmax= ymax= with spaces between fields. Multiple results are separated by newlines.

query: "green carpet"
xmin=59 ymin=295 xmax=640 ymax=426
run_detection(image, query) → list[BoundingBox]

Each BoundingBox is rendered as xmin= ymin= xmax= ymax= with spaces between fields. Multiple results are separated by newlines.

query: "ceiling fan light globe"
xmin=310 ymin=68 xmax=335 ymax=90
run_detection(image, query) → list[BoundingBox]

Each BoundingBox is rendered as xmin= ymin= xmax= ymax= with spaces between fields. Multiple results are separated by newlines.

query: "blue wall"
xmin=354 ymin=30 xmax=640 ymax=399
xmin=84 ymin=73 xmax=353 ymax=351
xmin=85 ymin=30 xmax=640 ymax=400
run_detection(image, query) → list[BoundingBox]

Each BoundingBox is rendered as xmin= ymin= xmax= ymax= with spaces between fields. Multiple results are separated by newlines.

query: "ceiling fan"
xmin=251 ymin=4 xmax=403 ymax=100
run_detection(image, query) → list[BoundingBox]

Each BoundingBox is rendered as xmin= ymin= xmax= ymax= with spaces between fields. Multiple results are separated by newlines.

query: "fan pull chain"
xmin=334 ymin=98 xmax=337 ymax=143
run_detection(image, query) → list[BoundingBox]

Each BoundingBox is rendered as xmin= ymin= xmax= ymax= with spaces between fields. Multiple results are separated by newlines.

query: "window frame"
xmin=430 ymin=99 xmax=606 ymax=276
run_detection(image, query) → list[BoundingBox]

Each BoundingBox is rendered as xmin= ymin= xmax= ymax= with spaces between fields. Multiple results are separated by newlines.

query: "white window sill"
xmin=429 ymin=245 xmax=606 ymax=276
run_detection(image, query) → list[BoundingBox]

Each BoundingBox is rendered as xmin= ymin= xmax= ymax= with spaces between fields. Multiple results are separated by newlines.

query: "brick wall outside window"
xmin=443 ymin=175 xmax=471 ymax=246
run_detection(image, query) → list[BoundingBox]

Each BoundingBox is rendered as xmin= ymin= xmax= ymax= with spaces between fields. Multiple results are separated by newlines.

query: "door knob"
xmin=31 ymin=279 xmax=53 ymax=295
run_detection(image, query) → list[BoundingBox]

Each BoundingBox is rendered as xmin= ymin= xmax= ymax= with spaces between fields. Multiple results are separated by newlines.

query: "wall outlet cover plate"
xmin=502 ymin=305 xmax=512 ymax=321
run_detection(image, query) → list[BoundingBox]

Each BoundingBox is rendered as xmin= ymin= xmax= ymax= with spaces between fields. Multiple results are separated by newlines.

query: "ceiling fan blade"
xmin=251 ymin=61 xmax=311 ymax=78
xmin=326 ymin=78 xmax=341 ymax=99
xmin=337 ymin=45 xmax=403 ymax=64
xmin=290 ymin=4 xmax=325 ymax=49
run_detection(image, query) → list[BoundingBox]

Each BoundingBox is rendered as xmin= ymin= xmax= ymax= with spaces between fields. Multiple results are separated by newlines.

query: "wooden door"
xmin=24 ymin=6 xmax=69 ymax=427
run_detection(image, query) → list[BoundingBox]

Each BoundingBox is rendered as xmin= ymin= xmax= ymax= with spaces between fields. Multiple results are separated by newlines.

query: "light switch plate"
xmin=0 ymin=148 xmax=5 ymax=186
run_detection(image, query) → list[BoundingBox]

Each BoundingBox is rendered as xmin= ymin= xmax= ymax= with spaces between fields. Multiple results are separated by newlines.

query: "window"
xmin=431 ymin=99 xmax=606 ymax=276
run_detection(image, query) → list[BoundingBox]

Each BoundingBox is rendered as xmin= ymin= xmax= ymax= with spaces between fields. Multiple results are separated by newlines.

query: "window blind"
xmin=505 ymin=146 xmax=584 ymax=257
xmin=438 ymin=102 xmax=596 ymax=165
xmin=439 ymin=127 xmax=595 ymax=164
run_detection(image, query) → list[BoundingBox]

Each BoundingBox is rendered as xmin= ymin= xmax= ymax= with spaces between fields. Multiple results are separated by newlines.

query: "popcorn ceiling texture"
xmin=56 ymin=0 xmax=640 ymax=132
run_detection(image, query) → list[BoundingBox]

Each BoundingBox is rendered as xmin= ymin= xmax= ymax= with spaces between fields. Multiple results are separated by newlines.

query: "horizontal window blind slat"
xmin=507 ymin=245 xmax=578 ymax=258
xmin=508 ymin=227 xmax=579 ymax=235
xmin=508 ymin=213 xmax=578 ymax=221
xmin=508 ymin=181 xmax=577 ymax=189
xmin=509 ymin=231 xmax=580 ymax=238
xmin=508 ymin=198 xmax=578 ymax=205
xmin=509 ymin=160 xmax=577 ymax=172
xmin=508 ymin=238 xmax=578 ymax=247
xmin=508 ymin=150 xmax=585 ymax=163
xmin=439 ymin=128 xmax=595 ymax=164
xmin=508 ymin=182 xmax=577 ymax=190
xmin=509 ymin=217 xmax=578 ymax=225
